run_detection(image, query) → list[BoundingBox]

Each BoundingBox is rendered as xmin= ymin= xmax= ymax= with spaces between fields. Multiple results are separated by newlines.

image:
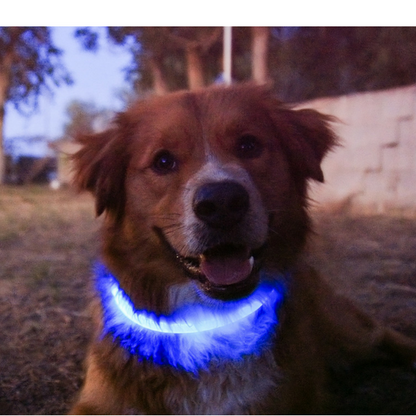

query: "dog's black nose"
xmin=193 ymin=181 xmax=250 ymax=228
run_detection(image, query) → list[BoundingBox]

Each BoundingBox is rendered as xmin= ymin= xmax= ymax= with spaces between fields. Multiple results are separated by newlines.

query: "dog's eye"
xmin=152 ymin=150 xmax=178 ymax=174
xmin=235 ymin=134 xmax=263 ymax=159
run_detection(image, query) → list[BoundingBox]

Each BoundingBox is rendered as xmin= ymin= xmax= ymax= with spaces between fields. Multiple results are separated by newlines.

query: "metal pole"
xmin=223 ymin=27 xmax=232 ymax=85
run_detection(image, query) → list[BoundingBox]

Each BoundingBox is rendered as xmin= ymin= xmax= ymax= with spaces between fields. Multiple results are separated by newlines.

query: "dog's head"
xmin=73 ymin=84 xmax=336 ymax=307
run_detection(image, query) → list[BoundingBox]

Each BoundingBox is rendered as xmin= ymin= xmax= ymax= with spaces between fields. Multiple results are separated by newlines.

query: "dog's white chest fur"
xmin=169 ymin=352 xmax=281 ymax=415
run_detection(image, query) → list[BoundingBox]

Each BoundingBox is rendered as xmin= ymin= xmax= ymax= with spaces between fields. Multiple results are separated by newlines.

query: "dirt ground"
xmin=0 ymin=185 xmax=415 ymax=414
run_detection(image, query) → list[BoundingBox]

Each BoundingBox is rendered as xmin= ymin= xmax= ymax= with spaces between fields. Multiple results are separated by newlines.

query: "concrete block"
xmin=299 ymin=84 xmax=416 ymax=215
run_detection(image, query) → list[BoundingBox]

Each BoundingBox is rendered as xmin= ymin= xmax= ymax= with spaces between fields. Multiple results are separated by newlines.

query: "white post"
xmin=223 ymin=27 xmax=232 ymax=85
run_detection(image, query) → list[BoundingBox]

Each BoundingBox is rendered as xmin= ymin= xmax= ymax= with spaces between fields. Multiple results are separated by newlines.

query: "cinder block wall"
xmin=298 ymin=84 xmax=416 ymax=216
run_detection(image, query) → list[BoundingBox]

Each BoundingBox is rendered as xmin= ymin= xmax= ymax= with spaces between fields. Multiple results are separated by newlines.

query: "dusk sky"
xmin=4 ymin=27 xmax=131 ymax=142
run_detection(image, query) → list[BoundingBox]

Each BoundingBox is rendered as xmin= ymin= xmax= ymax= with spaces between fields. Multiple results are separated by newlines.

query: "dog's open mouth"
xmin=178 ymin=243 xmax=260 ymax=300
xmin=153 ymin=227 xmax=261 ymax=300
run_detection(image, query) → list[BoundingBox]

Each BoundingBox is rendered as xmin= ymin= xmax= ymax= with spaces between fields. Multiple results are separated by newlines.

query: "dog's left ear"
xmin=271 ymin=104 xmax=338 ymax=184
xmin=71 ymin=123 xmax=130 ymax=220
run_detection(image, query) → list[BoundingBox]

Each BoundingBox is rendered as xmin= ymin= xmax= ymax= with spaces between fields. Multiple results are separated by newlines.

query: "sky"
xmin=4 ymin=27 xmax=131 ymax=145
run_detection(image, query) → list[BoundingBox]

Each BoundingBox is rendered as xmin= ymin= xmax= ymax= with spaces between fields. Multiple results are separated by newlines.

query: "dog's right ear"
xmin=71 ymin=126 xmax=129 ymax=220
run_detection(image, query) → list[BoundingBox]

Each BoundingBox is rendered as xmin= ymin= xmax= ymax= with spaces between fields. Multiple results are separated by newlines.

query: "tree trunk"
xmin=148 ymin=56 xmax=169 ymax=95
xmin=185 ymin=47 xmax=205 ymax=90
xmin=0 ymin=53 xmax=12 ymax=184
xmin=251 ymin=27 xmax=270 ymax=85
xmin=0 ymin=101 xmax=5 ymax=185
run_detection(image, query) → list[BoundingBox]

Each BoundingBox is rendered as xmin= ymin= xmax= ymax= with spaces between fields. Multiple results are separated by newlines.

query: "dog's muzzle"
xmin=185 ymin=180 xmax=264 ymax=299
xmin=156 ymin=180 xmax=266 ymax=300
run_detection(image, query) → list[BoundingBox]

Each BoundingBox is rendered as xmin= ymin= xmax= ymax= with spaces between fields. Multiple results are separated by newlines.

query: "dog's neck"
xmin=96 ymin=263 xmax=287 ymax=373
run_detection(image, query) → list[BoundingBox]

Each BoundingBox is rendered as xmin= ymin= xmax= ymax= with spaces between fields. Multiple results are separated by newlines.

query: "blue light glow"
xmin=96 ymin=263 xmax=287 ymax=372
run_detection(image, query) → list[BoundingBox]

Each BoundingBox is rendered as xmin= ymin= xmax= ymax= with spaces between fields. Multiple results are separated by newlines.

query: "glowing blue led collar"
xmin=96 ymin=263 xmax=287 ymax=372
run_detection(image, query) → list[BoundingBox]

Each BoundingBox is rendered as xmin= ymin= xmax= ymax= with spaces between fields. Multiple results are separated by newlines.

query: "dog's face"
xmin=73 ymin=84 xmax=336 ymax=308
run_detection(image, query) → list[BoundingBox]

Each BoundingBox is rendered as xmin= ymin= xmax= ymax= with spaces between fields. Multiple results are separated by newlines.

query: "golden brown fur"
xmin=69 ymin=84 xmax=416 ymax=414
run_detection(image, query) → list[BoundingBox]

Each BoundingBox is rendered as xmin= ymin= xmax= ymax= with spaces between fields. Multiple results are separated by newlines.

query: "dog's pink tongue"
xmin=200 ymin=253 xmax=253 ymax=286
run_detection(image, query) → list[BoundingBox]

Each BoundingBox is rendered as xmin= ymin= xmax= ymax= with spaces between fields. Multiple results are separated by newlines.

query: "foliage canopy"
xmin=0 ymin=27 xmax=72 ymax=113
xmin=76 ymin=27 xmax=416 ymax=103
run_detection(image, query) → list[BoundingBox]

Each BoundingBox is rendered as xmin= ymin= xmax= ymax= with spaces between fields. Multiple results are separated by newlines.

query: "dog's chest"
xmin=165 ymin=352 xmax=281 ymax=415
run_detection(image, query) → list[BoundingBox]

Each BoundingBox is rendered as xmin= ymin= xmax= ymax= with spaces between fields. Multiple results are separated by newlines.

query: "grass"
xmin=0 ymin=185 xmax=99 ymax=414
xmin=0 ymin=185 xmax=415 ymax=414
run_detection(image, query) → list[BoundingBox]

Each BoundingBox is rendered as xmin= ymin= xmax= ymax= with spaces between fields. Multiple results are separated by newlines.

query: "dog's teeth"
xmin=249 ymin=256 xmax=254 ymax=270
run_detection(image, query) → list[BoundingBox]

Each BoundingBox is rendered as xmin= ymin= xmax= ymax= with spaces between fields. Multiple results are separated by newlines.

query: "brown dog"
xmin=70 ymin=84 xmax=416 ymax=414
